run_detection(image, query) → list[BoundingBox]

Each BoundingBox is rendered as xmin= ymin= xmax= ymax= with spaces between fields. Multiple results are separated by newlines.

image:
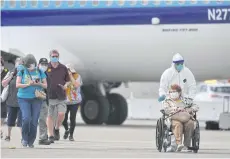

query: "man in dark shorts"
xmin=46 ymin=50 xmax=70 ymax=143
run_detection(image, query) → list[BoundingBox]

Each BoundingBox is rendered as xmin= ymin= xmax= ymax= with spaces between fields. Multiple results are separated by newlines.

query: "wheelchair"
xmin=156 ymin=108 xmax=200 ymax=153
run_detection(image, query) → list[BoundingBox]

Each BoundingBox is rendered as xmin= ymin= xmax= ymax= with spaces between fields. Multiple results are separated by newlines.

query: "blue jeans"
xmin=18 ymin=98 xmax=42 ymax=146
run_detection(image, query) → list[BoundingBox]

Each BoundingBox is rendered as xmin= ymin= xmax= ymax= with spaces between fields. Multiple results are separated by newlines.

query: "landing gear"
xmin=80 ymin=85 xmax=110 ymax=125
xmin=80 ymin=83 xmax=128 ymax=125
xmin=105 ymin=93 xmax=128 ymax=125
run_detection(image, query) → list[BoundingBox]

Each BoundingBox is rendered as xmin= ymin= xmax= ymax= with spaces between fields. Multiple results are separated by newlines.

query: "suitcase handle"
xmin=223 ymin=96 xmax=230 ymax=113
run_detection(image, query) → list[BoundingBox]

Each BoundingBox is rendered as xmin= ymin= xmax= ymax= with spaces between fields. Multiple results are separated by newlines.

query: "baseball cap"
xmin=66 ymin=63 xmax=76 ymax=73
xmin=39 ymin=58 xmax=48 ymax=64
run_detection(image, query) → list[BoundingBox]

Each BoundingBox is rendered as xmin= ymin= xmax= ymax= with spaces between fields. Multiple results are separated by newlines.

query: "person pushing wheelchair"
xmin=158 ymin=53 xmax=199 ymax=152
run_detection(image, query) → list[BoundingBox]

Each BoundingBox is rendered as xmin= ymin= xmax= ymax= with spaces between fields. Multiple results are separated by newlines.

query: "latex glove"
xmin=158 ymin=95 xmax=166 ymax=102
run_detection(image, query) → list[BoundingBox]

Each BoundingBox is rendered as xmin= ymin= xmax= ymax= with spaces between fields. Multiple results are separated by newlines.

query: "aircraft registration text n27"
xmin=208 ymin=8 xmax=230 ymax=21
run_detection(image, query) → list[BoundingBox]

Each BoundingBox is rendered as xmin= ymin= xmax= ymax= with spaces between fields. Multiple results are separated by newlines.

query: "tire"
xmin=81 ymin=95 xmax=110 ymax=125
xmin=156 ymin=118 xmax=164 ymax=152
xmin=104 ymin=93 xmax=128 ymax=125
xmin=192 ymin=120 xmax=200 ymax=153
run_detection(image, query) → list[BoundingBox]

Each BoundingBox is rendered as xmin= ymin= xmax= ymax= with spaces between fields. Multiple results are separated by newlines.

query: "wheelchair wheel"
xmin=156 ymin=118 xmax=164 ymax=152
xmin=192 ymin=120 xmax=200 ymax=153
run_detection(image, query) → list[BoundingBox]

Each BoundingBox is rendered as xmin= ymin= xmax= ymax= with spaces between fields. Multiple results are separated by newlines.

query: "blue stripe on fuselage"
xmin=1 ymin=6 xmax=230 ymax=26
xmin=2 ymin=0 xmax=230 ymax=10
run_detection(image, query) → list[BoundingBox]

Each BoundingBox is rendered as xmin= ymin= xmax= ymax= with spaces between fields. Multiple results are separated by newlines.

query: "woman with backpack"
xmin=16 ymin=54 xmax=47 ymax=148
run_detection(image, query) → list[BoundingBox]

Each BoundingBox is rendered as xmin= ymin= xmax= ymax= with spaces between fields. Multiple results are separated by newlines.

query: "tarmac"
xmin=1 ymin=120 xmax=230 ymax=158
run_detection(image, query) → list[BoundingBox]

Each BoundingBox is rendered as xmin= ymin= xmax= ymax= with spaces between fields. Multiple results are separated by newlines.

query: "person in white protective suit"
xmin=158 ymin=53 xmax=197 ymax=102
xmin=163 ymin=84 xmax=199 ymax=152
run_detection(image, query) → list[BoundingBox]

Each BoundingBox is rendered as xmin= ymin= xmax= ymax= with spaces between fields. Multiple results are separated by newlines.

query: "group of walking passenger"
xmin=1 ymin=50 xmax=83 ymax=148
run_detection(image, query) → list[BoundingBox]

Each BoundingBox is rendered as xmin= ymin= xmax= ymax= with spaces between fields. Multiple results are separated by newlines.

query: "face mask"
xmin=39 ymin=65 xmax=48 ymax=72
xmin=170 ymin=92 xmax=179 ymax=99
xmin=17 ymin=64 xmax=24 ymax=72
xmin=50 ymin=57 xmax=59 ymax=63
xmin=175 ymin=64 xmax=183 ymax=72
xmin=28 ymin=63 xmax=36 ymax=70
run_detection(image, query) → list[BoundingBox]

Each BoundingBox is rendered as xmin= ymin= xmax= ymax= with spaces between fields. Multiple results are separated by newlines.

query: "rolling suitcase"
xmin=219 ymin=96 xmax=230 ymax=130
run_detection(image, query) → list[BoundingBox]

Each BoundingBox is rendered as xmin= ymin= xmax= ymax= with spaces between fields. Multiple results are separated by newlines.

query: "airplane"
xmin=1 ymin=0 xmax=230 ymax=126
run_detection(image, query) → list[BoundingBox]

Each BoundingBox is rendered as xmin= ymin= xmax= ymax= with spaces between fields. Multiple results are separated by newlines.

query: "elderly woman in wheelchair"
xmin=156 ymin=84 xmax=200 ymax=153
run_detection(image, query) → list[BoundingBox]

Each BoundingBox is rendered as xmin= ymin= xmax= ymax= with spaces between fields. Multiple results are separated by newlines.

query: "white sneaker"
xmin=166 ymin=145 xmax=177 ymax=152
xmin=181 ymin=146 xmax=192 ymax=152
xmin=176 ymin=144 xmax=184 ymax=152
xmin=166 ymin=146 xmax=174 ymax=152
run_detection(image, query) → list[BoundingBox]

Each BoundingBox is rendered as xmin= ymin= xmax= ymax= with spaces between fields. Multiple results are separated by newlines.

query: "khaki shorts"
xmin=48 ymin=99 xmax=67 ymax=117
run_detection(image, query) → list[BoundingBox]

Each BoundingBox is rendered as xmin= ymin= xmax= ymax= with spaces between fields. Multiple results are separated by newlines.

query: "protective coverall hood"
xmin=172 ymin=53 xmax=184 ymax=63
xmin=171 ymin=53 xmax=185 ymax=72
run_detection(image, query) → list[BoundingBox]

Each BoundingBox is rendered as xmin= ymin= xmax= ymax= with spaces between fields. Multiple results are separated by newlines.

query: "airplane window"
xmin=216 ymin=0 xmax=223 ymax=4
xmin=203 ymin=0 xmax=210 ymax=4
xmin=153 ymin=0 xmax=161 ymax=5
xmin=79 ymin=0 xmax=86 ymax=6
xmin=118 ymin=0 xmax=125 ymax=6
xmin=20 ymin=0 xmax=27 ymax=8
xmin=42 ymin=0 xmax=50 ymax=7
xmin=130 ymin=0 xmax=137 ymax=6
xmin=9 ymin=0 xmax=16 ymax=8
xmin=190 ymin=0 xmax=197 ymax=4
xmin=105 ymin=0 xmax=113 ymax=6
xmin=165 ymin=0 xmax=172 ymax=5
xmin=142 ymin=0 xmax=148 ymax=6
xmin=67 ymin=0 xmax=75 ymax=7
xmin=1 ymin=0 xmax=4 ymax=8
xmin=55 ymin=0 xmax=62 ymax=7
xmin=31 ymin=0 xmax=38 ymax=7
xmin=92 ymin=0 xmax=99 ymax=6
xmin=178 ymin=0 xmax=185 ymax=5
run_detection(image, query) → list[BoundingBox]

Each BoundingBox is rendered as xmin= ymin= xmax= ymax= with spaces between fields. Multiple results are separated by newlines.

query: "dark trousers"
xmin=62 ymin=104 xmax=79 ymax=135
xmin=7 ymin=106 xmax=22 ymax=127
xmin=1 ymin=102 xmax=7 ymax=119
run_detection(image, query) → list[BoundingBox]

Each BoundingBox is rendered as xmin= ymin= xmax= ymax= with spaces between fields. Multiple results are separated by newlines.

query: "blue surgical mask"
xmin=175 ymin=64 xmax=183 ymax=72
xmin=17 ymin=64 xmax=24 ymax=72
xmin=39 ymin=65 xmax=48 ymax=72
xmin=50 ymin=57 xmax=59 ymax=63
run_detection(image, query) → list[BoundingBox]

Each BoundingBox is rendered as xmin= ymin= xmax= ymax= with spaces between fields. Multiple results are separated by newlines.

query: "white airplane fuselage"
xmin=2 ymin=2 xmax=230 ymax=83
xmin=2 ymin=24 xmax=230 ymax=83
